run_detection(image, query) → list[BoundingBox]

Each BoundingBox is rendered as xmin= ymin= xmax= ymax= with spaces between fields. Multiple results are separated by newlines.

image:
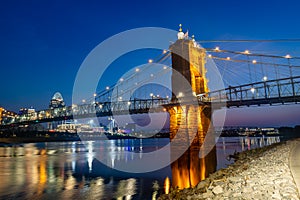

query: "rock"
xmin=212 ymin=185 xmax=223 ymax=195
xmin=242 ymin=186 xmax=253 ymax=194
xmin=202 ymin=190 xmax=213 ymax=198
xmin=271 ymin=193 xmax=282 ymax=199
xmin=228 ymin=177 xmax=241 ymax=183
xmin=196 ymin=179 xmax=210 ymax=190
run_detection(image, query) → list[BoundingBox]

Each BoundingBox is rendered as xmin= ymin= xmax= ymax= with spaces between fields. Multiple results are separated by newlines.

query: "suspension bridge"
xmin=2 ymin=25 xmax=300 ymax=129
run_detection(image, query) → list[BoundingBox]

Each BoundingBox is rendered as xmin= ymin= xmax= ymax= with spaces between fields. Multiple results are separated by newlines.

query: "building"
xmin=49 ymin=92 xmax=65 ymax=109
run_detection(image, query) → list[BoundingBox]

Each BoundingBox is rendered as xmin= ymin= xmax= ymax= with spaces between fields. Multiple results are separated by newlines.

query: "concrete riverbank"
xmin=159 ymin=139 xmax=300 ymax=200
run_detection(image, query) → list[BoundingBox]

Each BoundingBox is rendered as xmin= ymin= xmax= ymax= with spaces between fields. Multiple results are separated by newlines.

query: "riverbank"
xmin=159 ymin=139 xmax=300 ymax=200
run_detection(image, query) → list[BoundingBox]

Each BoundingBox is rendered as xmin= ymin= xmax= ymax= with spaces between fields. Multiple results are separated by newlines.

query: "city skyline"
xmin=1 ymin=0 xmax=300 ymax=126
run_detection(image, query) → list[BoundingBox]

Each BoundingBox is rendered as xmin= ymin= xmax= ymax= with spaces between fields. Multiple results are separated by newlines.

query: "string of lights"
xmin=205 ymin=47 xmax=300 ymax=60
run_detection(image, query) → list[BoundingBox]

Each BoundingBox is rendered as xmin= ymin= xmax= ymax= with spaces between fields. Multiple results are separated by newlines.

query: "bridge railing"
xmin=204 ymin=76 xmax=300 ymax=106
xmin=7 ymin=98 xmax=170 ymax=125
xmin=4 ymin=76 xmax=300 ymax=125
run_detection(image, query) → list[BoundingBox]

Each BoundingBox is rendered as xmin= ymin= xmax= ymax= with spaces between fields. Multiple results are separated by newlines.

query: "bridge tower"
xmin=167 ymin=26 xmax=216 ymax=189
xmin=168 ymin=28 xmax=211 ymax=147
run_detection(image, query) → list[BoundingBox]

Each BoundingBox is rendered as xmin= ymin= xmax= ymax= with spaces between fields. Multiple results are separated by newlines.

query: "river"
xmin=0 ymin=136 xmax=281 ymax=199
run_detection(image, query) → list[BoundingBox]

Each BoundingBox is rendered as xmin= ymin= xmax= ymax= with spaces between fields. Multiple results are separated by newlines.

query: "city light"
xmin=120 ymin=78 xmax=124 ymax=82
xmin=135 ymin=68 xmax=140 ymax=72
xmin=244 ymin=50 xmax=250 ymax=54
xmin=252 ymin=60 xmax=257 ymax=64
xmin=250 ymin=87 xmax=255 ymax=93
xmin=285 ymin=54 xmax=292 ymax=59
xmin=148 ymin=59 xmax=153 ymax=63
xmin=106 ymin=86 xmax=110 ymax=90
xmin=150 ymin=93 xmax=153 ymax=97
xmin=226 ymin=57 xmax=231 ymax=60
xmin=93 ymin=93 xmax=97 ymax=97
xmin=208 ymin=54 xmax=212 ymax=58
xmin=163 ymin=49 xmax=167 ymax=54
xmin=214 ymin=46 xmax=220 ymax=51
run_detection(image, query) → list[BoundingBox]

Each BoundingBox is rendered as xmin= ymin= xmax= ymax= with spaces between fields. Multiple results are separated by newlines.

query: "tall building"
xmin=49 ymin=92 xmax=65 ymax=109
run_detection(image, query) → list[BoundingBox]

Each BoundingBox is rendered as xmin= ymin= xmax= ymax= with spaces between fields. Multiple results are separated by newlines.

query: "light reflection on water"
xmin=0 ymin=136 xmax=280 ymax=199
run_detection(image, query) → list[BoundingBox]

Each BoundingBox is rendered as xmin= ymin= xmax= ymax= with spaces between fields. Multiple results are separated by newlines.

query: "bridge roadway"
xmin=2 ymin=75 xmax=300 ymax=126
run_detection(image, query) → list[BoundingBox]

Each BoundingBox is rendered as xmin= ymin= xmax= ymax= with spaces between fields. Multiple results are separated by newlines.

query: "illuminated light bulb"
xmin=250 ymin=87 xmax=255 ymax=93
xmin=93 ymin=93 xmax=97 ymax=97
xmin=178 ymin=92 xmax=184 ymax=97
xmin=252 ymin=60 xmax=257 ymax=64
xmin=106 ymin=86 xmax=110 ymax=90
xmin=226 ymin=57 xmax=231 ymax=60
xmin=163 ymin=66 xmax=167 ymax=69
xmin=208 ymin=54 xmax=212 ymax=58
xmin=150 ymin=93 xmax=153 ymax=97
xmin=163 ymin=49 xmax=167 ymax=54
xmin=148 ymin=59 xmax=153 ymax=63
xmin=135 ymin=68 xmax=140 ymax=72
xmin=244 ymin=50 xmax=250 ymax=54
xmin=263 ymin=76 xmax=268 ymax=81
xmin=215 ymin=46 xmax=220 ymax=51
xmin=120 ymin=78 xmax=124 ymax=82
xmin=285 ymin=54 xmax=291 ymax=59
xmin=127 ymin=101 xmax=131 ymax=105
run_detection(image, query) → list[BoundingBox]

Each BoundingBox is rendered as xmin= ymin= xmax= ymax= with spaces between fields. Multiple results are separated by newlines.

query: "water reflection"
xmin=170 ymin=143 xmax=216 ymax=189
xmin=0 ymin=139 xmax=170 ymax=199
xmin=217 ymin=136 xmax=281 ymax=169
xmin=0 ymin=136 xmax=281 ymax=199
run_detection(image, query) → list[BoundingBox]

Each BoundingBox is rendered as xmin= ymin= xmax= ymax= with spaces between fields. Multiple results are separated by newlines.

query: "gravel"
xmin=159 ymin=140 xmax=300 ymax=200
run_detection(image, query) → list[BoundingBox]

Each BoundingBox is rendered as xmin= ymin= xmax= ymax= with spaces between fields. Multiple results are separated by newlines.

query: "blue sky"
xmin=1 ymin=0 xmax=300 ymax=126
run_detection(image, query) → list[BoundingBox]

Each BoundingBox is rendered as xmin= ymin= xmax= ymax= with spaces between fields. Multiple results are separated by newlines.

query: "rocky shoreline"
xmin=159 ymin=140 xmax=300 ymax=200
